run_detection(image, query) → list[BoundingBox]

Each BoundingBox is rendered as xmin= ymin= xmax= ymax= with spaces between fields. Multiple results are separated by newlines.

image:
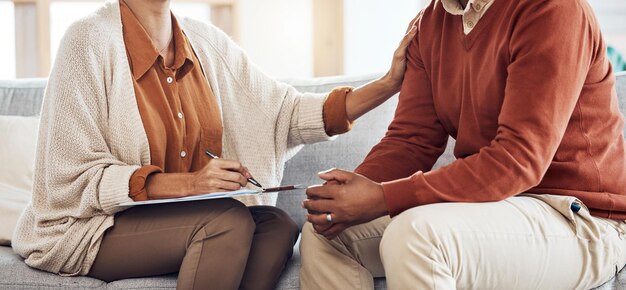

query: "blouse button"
xmin=474 ymin=3 xmax=482 ymax=11
xmin=466 ymin=21 xmax=475 ymax=28
xmin=177 ymin=112 xmax=183 ymax=119
xmin=167 ymin=77 xmax=174 ymax=84
xmin=180 ymin=151 xmax=187 ymax=158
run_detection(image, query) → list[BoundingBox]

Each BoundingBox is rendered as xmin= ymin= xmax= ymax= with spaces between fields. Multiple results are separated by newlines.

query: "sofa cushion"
xmin=1 ymin=242 xmax=620 ymax=290
xmin=0 ymin=115 xmax=39 ymax=245
xmin=0 ymin=246 xmax=104 ymax=289
xmin=91 ymin=237 xmax=390 ymax=290
xmin=105 ymin=275 xmax=177 ymax=289
xmin=0 ymin=116 xmax=39 ymax=191
xmin=0 ymin=184 xmax=30 ymax=246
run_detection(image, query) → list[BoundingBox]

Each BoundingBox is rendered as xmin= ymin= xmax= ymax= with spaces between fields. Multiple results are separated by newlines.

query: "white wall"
xmin=343 ymin=0 xmax=427 ymax=76
xmin=237 ymin=0 xmax=625 ymax=78
xmin=0 ymin=2 xmax=16 ymax=79
xmin=587 ymin=0 xmax=626 ymax=54
xmin=48 ymin=0 xmax=315 ymax=79
xmin=237 ymin=0 xmax=430 ymax=78
xmin=3 ymin=0 xmax=624 ymax=80
xmin=49 ymin=2 xmax=103 ymax=67
xmin=49 ymin=2 xmax=213 ymax=69
xmin=237 ymin=0 xmax=314 ymax=78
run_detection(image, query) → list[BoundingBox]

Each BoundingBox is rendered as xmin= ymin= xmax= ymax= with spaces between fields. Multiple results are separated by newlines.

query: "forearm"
xmin=144 ymin=172 xmax=197 ymax=199
xmin=141 ymin=159 xmax=249 ymax=200
xmin=355 ymin=53 xmax=448 ymax=183
xmin=345 ymin=73 xmax=399 ymax=122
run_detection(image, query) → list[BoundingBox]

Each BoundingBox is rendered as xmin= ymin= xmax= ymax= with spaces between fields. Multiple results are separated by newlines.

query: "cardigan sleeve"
xmin=323 ymin=87 xmax=354 ymax=136
xmin=128 ymin=165 xmax=163 ymax=201
xmin=34 ymin=24 xmax=140 ymax=216
xmin=193 ymin=23 xmax=348 ymax=151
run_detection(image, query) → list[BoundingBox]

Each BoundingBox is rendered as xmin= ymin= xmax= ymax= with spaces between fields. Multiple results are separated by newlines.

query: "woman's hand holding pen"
xmin=191 ymin=159 xmax=252 ymax=194
xmin=144 ymin=158 xmax=252 ymax=200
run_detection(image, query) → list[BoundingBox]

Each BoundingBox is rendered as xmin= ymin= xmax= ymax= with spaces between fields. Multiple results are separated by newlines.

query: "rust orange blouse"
xmin=120 ymin=1 xmax=352 ymax=201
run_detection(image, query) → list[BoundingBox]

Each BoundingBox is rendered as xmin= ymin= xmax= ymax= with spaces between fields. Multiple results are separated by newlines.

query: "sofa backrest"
xmin=1 ymin=73 xmax=626 ymax=228
xmin=0 ymin=79 xmax=46 ymax=117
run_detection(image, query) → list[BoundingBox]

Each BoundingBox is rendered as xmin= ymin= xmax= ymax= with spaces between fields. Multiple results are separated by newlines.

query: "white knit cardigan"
xmin=13 ymin=0 xmax=333 ymax=276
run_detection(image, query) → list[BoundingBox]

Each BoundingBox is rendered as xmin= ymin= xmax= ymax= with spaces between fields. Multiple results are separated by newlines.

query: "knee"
xmin=300 ymin=222 xmax=319 ymax=244
xmin=300 ymin=222 xmax=321 ymax=257
xmin=208 ymin=199 xmax=256 ymax=240
xmin=273 ymin=207 xmax=299 ymax=238
xmin=283 ymin=216 xmax=300 ymax=244
xmin=380 ymin=206 xmax=446 ymax=263
xmin=300 ymin=222 xmax=339 ymax=259
xmin=380 ymin=206 xmax=457 ymax=290
xmin=263 ymin=207 xmax=300 ymax=245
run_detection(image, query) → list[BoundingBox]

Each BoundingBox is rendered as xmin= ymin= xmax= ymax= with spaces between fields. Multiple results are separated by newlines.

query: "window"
xmin=50 ymin=2 xmax=103 ymax=65
xmin=4 ymin=0 xmax=235 ymax=79
xmin=343 ymin=0 xmax=426 ymax=76
xmin=49 ymin=2 xmax=213 ymax=68
xmin=171 ymin=3 xmax=211 ymax=23
xmin=588 ymin=0 xmax=626 ymax=54
xmin=2 ymin=0 xmax=626 ymax=79
xmin=0 ymin=1 xmax=16 ymax=79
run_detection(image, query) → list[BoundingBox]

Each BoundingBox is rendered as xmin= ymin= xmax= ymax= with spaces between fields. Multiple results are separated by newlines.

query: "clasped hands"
xmin=302 ymin=169 xmax=389 ymax=240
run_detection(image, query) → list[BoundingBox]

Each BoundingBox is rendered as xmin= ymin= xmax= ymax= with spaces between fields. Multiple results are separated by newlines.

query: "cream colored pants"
xmin=300 ymin=194 xmax=626 ymax=290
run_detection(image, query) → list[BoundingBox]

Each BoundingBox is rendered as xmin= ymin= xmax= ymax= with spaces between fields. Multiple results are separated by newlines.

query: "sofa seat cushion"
xmin=1 ymin=238 xmax=625 ymax=290
xmin=0 ymin=238 xmax=391 ymax=290
xmin=2 ymin=241 xmax=625 ymax=290
xmin=0 ymin=246 xmax=104 ymax=289
xmin=105 ymin=275 xmax=176 ymax=289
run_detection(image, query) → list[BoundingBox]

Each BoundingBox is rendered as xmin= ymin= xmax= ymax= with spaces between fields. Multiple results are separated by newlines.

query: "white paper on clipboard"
xmin=117 ymin=185 xmax=305 ymax=207
xmin=118 ymin=189 xmax=262 ymax=207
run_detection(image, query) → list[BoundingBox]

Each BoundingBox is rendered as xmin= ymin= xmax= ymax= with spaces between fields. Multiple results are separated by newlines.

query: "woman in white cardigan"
xmin=12 ymin=0 xmax=416 ymax=289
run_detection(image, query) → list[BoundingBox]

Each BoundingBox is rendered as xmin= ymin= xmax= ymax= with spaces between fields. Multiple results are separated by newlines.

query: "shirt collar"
xmin=170 ymin=16 xmax=195 ymax=78
xmin=120 ymin=0 xmax=194 ymax=80
xmin=441 ymin=0 xmax=492 ymax=15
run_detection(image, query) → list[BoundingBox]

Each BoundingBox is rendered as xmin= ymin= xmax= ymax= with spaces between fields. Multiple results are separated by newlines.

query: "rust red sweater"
xmin=356 ymin=0 xmax=626 ymax=220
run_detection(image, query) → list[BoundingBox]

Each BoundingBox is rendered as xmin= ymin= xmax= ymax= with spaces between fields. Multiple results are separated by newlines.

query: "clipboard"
xmin=118 ymin=184 xmax=305 ymax=207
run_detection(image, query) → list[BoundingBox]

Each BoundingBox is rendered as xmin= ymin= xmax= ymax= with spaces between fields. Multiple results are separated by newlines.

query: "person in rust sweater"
xmin=300 ymin=0 xmax=626 ymax=289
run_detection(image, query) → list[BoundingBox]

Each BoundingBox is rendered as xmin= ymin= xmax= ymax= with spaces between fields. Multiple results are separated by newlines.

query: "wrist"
xmin=379 ymin=72 xmax=402 ymax=95
xmin=374 ymin=183 xmax=390 ymax=217
xmin=186 ymin=172 xmax=200 ymax=196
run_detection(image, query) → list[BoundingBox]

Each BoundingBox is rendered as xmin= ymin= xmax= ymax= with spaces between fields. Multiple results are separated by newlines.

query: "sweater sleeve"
xmin=192 ymin=25 xmax=332 ymax=148
xmin=128 ymin=165 xmax=163 ymax=201
xmin=34 ymin=23 xmax=142 ymax=216
xmin=355 ymin=17 xmax=449 ymax=185
xmin=378 ymin=2 xmax=595 ymax=216
xmin=323 ymin=87 xmax=354 ymax=136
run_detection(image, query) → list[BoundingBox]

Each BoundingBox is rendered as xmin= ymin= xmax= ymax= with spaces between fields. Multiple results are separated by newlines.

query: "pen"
xmin=205 ymin=150 xmax=263 ymax=189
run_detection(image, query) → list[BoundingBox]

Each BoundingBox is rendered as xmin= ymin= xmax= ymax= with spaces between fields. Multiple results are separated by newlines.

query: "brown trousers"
xmin=87 ymin=199 xmax=299 ymax=290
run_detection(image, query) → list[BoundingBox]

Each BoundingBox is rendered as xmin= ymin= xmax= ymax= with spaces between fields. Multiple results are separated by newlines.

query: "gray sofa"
xmin=1 ymin=73 xmax=625 ymax=289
